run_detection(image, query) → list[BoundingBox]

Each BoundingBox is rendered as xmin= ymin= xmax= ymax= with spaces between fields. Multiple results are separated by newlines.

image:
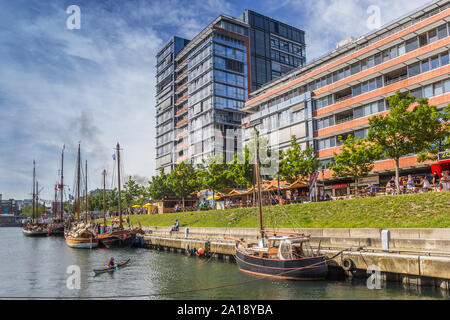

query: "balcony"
xmin=175 ymin=70 xmax=188 ymax=83
xmin=175 ymin=59 xmax=188 ymax=73
xmin=176 ymin=106 xmax=188 ymax=116
xmin=176 ymin=118 xmax=188 ymax=127
xmin=175 ymin=94 xmax=188 ymax=105
xmin=385 ymin=74 xmax=407 ymax=86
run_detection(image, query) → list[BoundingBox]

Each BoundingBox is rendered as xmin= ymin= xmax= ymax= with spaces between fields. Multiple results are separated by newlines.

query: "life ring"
xmin=342 ymin=258 xmax=354 ymax=271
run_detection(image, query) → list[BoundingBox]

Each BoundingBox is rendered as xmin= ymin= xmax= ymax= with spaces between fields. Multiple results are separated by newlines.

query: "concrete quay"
xmin=140 ymin=227 xmax=450 ymax=290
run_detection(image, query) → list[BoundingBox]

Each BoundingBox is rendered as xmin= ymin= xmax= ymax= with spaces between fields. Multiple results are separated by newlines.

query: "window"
xmin=410 ymin=88 xmax=423 ymax=99
xmin=362 ymin=81 xmax=369 ymax=94
xmin=424 ymin=85 xmax=433 ymax=98
xmin=419 ymin=33 xmax=428 ymax=47
xmin=374 ymin=53 xmax=382 ymax=65
xmin=398 ymin=43 xmax=406 ymax=56
xmin=351 ymin=62 xmax=360 ymax=75
xmin=429 ymin=29 xmax=438 ymax=43
xmin=438 ymin=25 xmax=448 ymax=39
xmin=444 ymin=79 xmax=450 ymax=93
xmin=434 ymin=82 xmax=443 ymax=96
xmin=406 ymin=37 xmax=418 ymax=52
xmin=352 ymin=84 xmax=362 ymax=96
xmin=408 ymin=62 xmax=421 ymax=77
xmin=422 ymin=59 xmax=430 ymax=73
xmin=361 ymin=59 xmax=367 ymax=71
xmin=367 ymin=56 xmax=375 ymax=68
xmin=441 ymin=52 xmax=449 ymax=66
xmin=431 ymin=55 xmax=440 ymax=69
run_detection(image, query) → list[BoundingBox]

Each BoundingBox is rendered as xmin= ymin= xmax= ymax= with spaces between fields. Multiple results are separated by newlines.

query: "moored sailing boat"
xmin=226 ymin=129 xmax=328 ymax=280
xmin=97 ymin=143 xmax=142 ymax=248
xmin=23 ymin=160 xmax=49 ymax=237
xmin=65 ymin=144 xmax=99 ymax=249
xmin=48 ymin=145 xmax=65 ymax=236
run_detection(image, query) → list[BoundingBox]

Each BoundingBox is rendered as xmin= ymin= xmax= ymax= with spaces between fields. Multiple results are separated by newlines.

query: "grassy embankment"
xmin=102 ymin=191 xmax=450 ymax=229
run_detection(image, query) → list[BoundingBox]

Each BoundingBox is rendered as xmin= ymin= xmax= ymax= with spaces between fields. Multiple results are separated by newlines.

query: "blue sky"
xmin=0 ymin=0 xmax=430 ymax=200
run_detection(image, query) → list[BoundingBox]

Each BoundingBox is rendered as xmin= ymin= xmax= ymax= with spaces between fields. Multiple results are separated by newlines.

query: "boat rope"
xmin=0 ymin=250 xmax=346 ymax=300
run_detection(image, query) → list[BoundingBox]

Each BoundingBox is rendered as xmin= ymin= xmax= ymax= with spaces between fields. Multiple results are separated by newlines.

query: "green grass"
xmin=101 ymin=192 xmax=450 ymax=229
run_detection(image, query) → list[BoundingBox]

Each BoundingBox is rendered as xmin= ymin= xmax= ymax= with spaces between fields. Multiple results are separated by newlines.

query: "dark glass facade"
xmin=238 ymin=10 xmax=306 ymax=91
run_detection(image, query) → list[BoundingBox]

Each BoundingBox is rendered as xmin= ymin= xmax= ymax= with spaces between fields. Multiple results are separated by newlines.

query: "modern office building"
xmin=242 ymin=0 xmax=450 ymax=193
xmin=155 ymin=12 xmax=306 ymax=172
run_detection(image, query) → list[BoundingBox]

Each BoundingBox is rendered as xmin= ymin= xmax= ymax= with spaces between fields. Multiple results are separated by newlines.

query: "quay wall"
xmin=140 ymin=227 xmax=450 ymax=290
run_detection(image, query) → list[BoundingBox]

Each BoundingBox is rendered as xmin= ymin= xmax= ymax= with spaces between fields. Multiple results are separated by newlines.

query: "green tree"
xmin=413 ymin=102 xmax=450 ymax=162
xmin=279 ymin=136 xmax=321 ymax=183
xmin=147 ymin=169 xmax=172 ymax=202
xmin=329 ymin=135 xmax=382 ymax=195
xmin=369 ymin=92 xmax=448 ymax=193
xmin=166 ymin=161 xmax=200 ymax=210
xmin=229 ymin=146 xmax=255 ymax=189
xmin=123 ymin=177 xmax=141 ymax=208
xmin=197 ymin=154 xmax=232 ymax=208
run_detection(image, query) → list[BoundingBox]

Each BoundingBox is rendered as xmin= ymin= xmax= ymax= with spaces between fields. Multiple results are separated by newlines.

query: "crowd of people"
xmin=384 ymin=171 xmax=450 ymax=195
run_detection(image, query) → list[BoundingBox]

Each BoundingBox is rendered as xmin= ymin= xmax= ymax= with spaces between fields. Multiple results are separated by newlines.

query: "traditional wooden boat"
xmin=231 ymin=231 xmax=328 ymax=280
xmin=64 ymin=144 xmax=98 ymax=249
xmin=93 ymin=259 xmax=130 ymax=275
xmin=97 ymin=143 xmax=144 ymax=249
xmin=22 ymin=226 xmax=49 ymax=237
xmin=97 ymin=229 xmax=138 ymax=248
xmin=66 ymin=235 xmax=99 ymax=249
xmin=227 ymin=129 xmax=328 ymax=280
xmin=22 ymin=161 xmax=49 ymax=237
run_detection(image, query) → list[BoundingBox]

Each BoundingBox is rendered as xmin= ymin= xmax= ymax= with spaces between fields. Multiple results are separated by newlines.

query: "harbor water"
xmin=0 ymin=228 xmax=448 ymax=300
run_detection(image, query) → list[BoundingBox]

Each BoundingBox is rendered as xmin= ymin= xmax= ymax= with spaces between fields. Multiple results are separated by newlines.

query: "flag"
xmin=112 ymin=154 xmax=116 ymax=160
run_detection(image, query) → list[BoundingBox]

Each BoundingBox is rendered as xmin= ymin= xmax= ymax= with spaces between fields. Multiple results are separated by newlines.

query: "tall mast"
xmin=36 ymin=181 xmax=39 ymax=222
xmin=116 ymin=143 xmax=123 ymax=229
xmin=54 ymin=183 xmax=58 ymax=218
xmin=103 ymin=169 xmax=107 ymax=228
xmin=32 ymin=160 xmax=36 ymax=223
xmin=77 ymin=144 xmax=81 ymax=222
xmin=84 ymin=160 xmax=88 ymax=224
xmin=253 ymin=129 xmax=264 ymax=236
xmin=60 ymin=145 xmax=65 ymax=221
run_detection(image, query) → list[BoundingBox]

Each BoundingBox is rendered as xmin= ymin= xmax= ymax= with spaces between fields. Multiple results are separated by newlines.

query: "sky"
xmin=0 ymin=0 xmax=431 ymax=200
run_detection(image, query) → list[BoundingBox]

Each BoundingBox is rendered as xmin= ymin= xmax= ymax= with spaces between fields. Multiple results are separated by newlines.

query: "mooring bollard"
xmin=185 ymin=228 xmax=189 ymax=238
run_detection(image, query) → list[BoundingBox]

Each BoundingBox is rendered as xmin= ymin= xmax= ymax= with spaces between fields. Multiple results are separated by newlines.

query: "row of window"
xmin=408 ymin=51 xmax=449 ymax=77
xmin=189 ymin=44 xmax=211 ymax=71
xmin=156 ymin=108 xmax=173 ymax=125
xmin=214 ymin=56 xmax=245 ymax=73
xmin=214 ymin=70 xmax=245 ymax=87
xmin=352 ymin=76 xmax=384 ymax=97
xmin=259 ymin=109 xmax=306 ymax=134
xmin=307 ymin=23 xmax=449 ymax=92
xmin=215 ymin=96 xmax=245 ymax=110
xmin=214 ymin=43 xmax=245 ymax=62
xmin=189 ymin=71 xmax=212 ymax=95
xmin=217 ymin=21 xmax=248 ymax=37
xmin=156 ymin=131 xmax=173 ymax=146
xmin=410 ymin=78 xmax=450 ymax=99
xmin=190 ymin=84 xmax=211 ymax=106
xmin=270 ymin=36 xmax=304 ymax=57
xmin=189 ymin=59 xmax=211 ymax=82
xmin=214 ymin=83 xmax=246 ymax=100
xmin=316 ymin=128 xmax=369 ymax=151
xmin=271 ymin=50 xmax=303 ymax=68
xmin=156 ymin=122 xmax=173 ymax=136
xmin=156 ymin=142 xmax=173 ymax=157
xmin=157 ymin=65 xmax=173 ymax=84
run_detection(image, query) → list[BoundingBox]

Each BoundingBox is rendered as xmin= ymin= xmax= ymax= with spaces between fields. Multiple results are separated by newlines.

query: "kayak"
xmin=93 ymin=259 xmax=130 ymax=275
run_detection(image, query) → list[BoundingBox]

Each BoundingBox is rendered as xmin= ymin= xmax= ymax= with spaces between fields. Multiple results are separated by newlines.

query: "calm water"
xmin=0 ymin=228 xmax=448 ymax=300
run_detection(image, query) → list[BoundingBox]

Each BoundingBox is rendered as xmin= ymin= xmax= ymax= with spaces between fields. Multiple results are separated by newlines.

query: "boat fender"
xmin=342 ymin=258 xmax=354 ymax=271
xmin=198 ymin=248 xmax=205 ymax=255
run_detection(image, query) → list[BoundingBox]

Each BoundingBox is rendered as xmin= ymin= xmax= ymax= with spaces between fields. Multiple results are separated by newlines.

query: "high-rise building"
xmin=155 ymin=12 xmax=306 ymax=172
xmin=155 ymin=36 xmax=190 ymax=174
xmin=242 ymin=0 xmax=450 ymax=195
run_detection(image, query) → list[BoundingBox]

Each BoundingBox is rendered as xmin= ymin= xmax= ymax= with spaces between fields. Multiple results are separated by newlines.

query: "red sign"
xmin=332 ymin=183 xmax=349 ymax=190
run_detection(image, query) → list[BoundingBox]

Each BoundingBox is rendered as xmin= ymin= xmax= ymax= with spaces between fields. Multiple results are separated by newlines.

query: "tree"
xmin=147 ymin=169 xmax=172 ymax=202
xmin=329 ymin=135 xmax=382 ymax=195
xmin=197 ymin=154 xmax=232 ymax=208
xmin=123 ymin=177 xmax=141 ymax=208
xmin=413 ymin=102 xmax=450 ymax=162
xmin=166 ymin=161 xmax=200 ymax=210
xmin=229 ymin=146 xmax=255 ymax=189
xmin=369 ymin=91 xmax=449 ymax=193
xmin=279 ymin=135 xmax=321 ymax=182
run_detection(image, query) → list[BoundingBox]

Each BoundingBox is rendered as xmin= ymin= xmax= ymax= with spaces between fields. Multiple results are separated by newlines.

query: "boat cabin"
xmin=242 ymin=234 xmax=313 ymax=260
